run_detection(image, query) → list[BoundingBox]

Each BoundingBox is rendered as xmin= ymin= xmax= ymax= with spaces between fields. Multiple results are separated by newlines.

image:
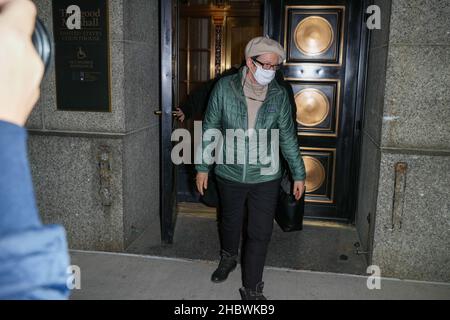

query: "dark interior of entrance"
xmin=175 ymin=0 xmax=264 ymax=206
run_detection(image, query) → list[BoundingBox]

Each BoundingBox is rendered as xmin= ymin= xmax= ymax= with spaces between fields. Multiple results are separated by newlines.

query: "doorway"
xmin=175 ymin=0 xmax=366 ymax=223
xmin=137 ymin=0 xmax=370 ymax=275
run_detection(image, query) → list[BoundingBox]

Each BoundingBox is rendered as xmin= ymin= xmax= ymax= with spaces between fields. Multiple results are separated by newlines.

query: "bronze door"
xmin=266 ymin=0 xmax=365 ymax=221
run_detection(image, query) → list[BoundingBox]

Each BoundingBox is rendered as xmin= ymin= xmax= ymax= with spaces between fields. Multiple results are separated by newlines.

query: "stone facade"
xmin=29 ymin=0 xmax=161 ymax=251
xmin=357 ymin=0 xmax=450 ymax=282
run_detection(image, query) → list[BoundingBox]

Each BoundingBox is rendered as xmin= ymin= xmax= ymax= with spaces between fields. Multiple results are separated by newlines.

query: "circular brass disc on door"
xmin=294 ymin=16 xmax=334 ymax=56
xmin=295 ymin=88 xmax=330 ymax=127
xmin=303 ymin=156 xmax=326 ymax=193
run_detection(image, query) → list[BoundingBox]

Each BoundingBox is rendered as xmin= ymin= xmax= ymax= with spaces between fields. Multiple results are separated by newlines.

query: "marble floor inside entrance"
xmin=126 ymin=202 xmax=368 ymax=275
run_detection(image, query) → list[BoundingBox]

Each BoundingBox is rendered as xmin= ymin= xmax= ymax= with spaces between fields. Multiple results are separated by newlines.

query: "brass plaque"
xmin=295 ymin=88 xmax=330 ymax=127
xmin=303 ymin=156 xmax=326 ymax=193
xmin=294 ymin=16 xmax=334 ymax=56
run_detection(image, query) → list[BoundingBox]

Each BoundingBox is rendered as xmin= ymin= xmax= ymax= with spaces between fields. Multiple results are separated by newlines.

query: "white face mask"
xmin=252 ymin=62 xmax=275 ymax=86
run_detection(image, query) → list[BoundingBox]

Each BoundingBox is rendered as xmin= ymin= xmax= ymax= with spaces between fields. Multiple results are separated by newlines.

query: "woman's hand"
xmin=196 ymin=172 xmax=208 ymax=196
xmin=174 ymin=107 xmax=185 ymax=123
xmin=293 ymin=180 xmax=305 ymax=201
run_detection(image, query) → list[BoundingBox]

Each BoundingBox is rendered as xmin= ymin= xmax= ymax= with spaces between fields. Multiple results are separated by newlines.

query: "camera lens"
xmin=32 ymin=18 xmax=52 ymax=75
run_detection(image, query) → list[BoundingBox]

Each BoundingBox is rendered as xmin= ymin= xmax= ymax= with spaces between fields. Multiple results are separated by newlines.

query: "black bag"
xmin=275 ymin=173 xmax=306 ymax=232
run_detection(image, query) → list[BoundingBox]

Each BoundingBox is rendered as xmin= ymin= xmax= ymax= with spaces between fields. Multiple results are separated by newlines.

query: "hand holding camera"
xmin=0 ymin=0 xmax=44 ymax=126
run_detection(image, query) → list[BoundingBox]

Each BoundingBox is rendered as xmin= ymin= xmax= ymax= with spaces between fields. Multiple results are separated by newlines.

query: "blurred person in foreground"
xmin=0 ymin=0 xmax=70 ymax=299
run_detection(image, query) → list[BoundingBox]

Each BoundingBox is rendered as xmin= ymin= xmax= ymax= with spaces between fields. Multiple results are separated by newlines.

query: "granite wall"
xmin=357 ymin=0 xmax=450 ymax=282
xmin=29 ymin=0 xmax=161 ymax=251
xmin=355 ymin=0 xmax=392 ymax=268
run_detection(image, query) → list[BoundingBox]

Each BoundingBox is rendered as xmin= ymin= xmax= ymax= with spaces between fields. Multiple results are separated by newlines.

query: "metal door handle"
xmin=154 ymin=110 xmax=178 ymax=117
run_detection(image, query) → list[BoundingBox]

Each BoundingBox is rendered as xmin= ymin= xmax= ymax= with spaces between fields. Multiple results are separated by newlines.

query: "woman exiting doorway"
xmin=195 ymin=37 xmax=306 ymax=300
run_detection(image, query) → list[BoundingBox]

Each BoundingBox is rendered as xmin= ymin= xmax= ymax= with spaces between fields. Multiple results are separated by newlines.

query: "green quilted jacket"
xmin=195 ymin=70 xmax=306 ymax=184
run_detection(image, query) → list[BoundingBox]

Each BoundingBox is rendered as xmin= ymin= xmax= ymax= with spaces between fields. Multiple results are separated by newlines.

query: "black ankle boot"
xmin=239 ymin=282 xmax=267 ymax=300
xmin=211 ymin=250 xmax=237 ymax=283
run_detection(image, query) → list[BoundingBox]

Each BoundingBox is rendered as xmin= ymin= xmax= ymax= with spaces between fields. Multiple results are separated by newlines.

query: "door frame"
xmin=349 ymin=0 xmax=371 ymax=224
xmin=160 ymin=0 xmax=176 ymax=244
xmin=264 ymin=0 xmax=371 ymax=223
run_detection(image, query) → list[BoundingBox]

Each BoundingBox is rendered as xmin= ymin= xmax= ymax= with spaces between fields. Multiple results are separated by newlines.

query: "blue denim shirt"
xmin=0 ymin=121 xmax=70 ymax=299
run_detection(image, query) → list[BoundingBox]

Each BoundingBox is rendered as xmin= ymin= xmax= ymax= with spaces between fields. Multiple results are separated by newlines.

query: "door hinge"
xmin=354 ymin=242 xmax=369 ymax=255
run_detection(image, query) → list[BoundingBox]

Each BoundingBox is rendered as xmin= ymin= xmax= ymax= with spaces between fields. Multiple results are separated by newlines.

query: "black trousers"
xmin=216 ymin=176 xmax=281 ymax=289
